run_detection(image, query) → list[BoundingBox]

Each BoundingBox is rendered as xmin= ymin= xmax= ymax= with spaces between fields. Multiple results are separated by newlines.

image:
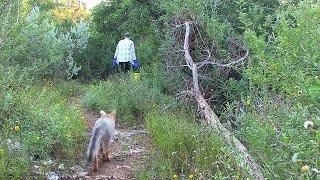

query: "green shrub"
xmin=236 ymin=3 xmax=320 ymax=177
xmin=138 ymin=111 xmax=245 ymax=179
xmin=1 ymin=7 xmax=88 ymax=80
xmin=245 ymin=1 xmax=320 ymax=108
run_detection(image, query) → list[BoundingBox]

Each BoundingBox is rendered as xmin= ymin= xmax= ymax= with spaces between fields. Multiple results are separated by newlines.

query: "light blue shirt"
xmin=114 ymin=38 xmax=136 ymax=63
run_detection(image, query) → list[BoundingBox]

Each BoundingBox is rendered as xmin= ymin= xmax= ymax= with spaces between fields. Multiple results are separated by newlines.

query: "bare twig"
xmin=197 ymin=49 xmax=249 ymax=68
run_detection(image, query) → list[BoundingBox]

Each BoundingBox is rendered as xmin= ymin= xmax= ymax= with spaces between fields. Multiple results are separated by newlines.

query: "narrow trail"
xmin=83 ymin=109 xmax=151 ymax=180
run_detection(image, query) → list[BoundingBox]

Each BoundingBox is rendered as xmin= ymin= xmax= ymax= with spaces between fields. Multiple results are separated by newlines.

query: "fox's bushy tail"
xmin=87 ymin=126 xmax=101 ymax=162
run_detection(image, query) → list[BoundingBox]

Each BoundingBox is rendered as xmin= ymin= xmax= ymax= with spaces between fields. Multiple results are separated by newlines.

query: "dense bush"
xmin=236 ymin=1 xmax=320 ymax=178
xmin=245 ymin=1 xmax=320 ymax=108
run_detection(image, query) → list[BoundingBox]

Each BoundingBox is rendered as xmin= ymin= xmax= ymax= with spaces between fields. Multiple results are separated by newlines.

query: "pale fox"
xmin=87 ymin=110 xmax=116 ymax=171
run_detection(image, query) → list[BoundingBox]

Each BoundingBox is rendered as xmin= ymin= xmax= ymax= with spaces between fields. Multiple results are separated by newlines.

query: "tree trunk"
xmin=183 ymin=21 xmax=265 ymax=180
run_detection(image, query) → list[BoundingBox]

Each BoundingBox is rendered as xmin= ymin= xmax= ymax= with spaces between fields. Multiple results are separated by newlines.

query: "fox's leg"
xmin=93 ymin=154 xmax=99 ymax=171
xmin=102 ymin=139 xmax=110 ymax=162
xmin=106 ymin=149 xmax=110 ymax=162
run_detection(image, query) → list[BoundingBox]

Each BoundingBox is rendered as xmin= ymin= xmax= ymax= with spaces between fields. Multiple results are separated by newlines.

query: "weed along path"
xmin=83 ymin=109 xmax=151 ymax=180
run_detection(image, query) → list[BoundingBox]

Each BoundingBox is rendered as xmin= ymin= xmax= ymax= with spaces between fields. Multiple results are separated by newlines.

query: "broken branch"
xmin=183 ymin=21 xmax=264 ymax=179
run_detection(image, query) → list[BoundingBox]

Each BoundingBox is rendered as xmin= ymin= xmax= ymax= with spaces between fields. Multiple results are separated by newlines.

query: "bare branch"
xmin=174 ymin=90 xmax=194 ymax=98
xmin=167 ymin=64 xmax=190 ymax=68
xmin=197 ymin=49 xmax=249 ymax=68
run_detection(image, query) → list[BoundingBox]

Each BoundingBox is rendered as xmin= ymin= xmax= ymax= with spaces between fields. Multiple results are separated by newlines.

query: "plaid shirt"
xmin=114 ymin=38 xmax=136 ymax=62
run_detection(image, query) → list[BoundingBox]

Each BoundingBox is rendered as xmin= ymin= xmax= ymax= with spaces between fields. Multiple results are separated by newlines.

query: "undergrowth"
xmin=0 ymin=67 xmax=87 ymax=179
xmin=83 ymin=74 xmax=172 ymax=125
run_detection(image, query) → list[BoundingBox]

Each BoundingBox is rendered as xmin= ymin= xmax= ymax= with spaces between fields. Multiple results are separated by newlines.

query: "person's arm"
xmin=114 ymin=42 xmax=120 ymax=59
xmin=131 ymin=42 xmax=136 ymax=64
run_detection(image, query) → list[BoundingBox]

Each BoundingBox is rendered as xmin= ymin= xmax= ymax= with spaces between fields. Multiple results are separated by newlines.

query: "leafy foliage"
xmin=245 ymin=2 xmax=320 ymax=108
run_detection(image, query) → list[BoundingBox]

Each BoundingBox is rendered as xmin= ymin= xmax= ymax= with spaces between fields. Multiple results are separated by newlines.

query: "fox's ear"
xmin=110 ymin=109 xmax=116 ymax=117
xmin=100 ymin=110 xmax=107 ymax=117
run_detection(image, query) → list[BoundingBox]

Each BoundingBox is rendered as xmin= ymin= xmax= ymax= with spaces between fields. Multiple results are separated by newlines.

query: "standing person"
xmin=113 ymin=32 xmax=136 ymax=73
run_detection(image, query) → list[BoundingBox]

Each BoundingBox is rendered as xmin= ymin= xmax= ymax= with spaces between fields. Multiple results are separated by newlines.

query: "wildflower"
xmin=173 ymin=174 xmax=178 ymax=179
xmin=36 ymin=136 xmax=40 ymax=140
xmin=304 ymin=121 xmax=314 ymax=129
xmin=189 ymin=174 xmax=194 ymax=179
xmin=14 ymin=125 xmax=20 ymax=132
xmin=301 ymin=165 xmax=310 ymax=173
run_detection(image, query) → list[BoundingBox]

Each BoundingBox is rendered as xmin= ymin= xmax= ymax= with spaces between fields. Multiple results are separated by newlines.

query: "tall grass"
xmin=138 ymin=111 xmax=246 ymax=179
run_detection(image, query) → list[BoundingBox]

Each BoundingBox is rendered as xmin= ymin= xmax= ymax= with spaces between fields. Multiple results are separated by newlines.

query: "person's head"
xmin=124 ymin=32 xmax=131 ymax=39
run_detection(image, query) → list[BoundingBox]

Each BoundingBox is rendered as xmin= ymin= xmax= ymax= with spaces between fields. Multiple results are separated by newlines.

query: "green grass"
xmin=0 ymin=78 xmax=87 ymax=179
xmin=83 ymin=74 xmax=173 ymax=126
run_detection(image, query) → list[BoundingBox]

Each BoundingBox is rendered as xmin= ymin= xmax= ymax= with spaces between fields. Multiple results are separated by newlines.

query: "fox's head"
xmin=100 ymin=110 xmax=116 ymax=121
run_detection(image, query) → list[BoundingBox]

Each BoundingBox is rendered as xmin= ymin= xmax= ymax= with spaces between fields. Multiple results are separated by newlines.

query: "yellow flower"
xmin=173 ymin=174 xmax=178 ymax=179
xmin=189 ymin=174 xmax=194 ymax=179
xmin=301 ymin=165 xmax=310 ymax=173
xmin=14 ymin=125 xmax=20 ymax=132
xmin=36 ymin=136 xmax=40 ymax=140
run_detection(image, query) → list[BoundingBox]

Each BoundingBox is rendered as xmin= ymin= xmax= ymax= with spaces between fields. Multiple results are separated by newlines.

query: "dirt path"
xmin=83 ymin=109 xmax=151 ymax=180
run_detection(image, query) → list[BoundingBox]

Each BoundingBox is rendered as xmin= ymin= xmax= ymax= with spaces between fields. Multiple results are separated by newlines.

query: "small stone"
xmin=70 ymin=165 xmax=84 ymax=173
xmin=72 ymin=172 xmax=88 ymax=179
xmin=58 ymin=163 xmax=65 ymax=170
xmin=42 ymin=159 xmax=54 ymax=166
xmin=45 ymin=172 xmax=60 ymax=180
xmin=32 ymin=165 xmax=41 ymax=175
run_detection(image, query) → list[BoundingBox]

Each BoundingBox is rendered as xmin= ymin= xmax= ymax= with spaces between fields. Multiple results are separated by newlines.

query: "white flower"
xmin=304 ymin=121 xmax=314 ymax=129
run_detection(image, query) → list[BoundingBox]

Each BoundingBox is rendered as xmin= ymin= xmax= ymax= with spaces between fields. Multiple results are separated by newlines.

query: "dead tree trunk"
xmin=183 ymin=21 xmax=264 ymax=179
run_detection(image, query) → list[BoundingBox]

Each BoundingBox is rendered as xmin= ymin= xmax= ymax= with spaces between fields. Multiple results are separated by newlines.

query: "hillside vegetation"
xmin=0 ymin=0 xmax=319 ymax=179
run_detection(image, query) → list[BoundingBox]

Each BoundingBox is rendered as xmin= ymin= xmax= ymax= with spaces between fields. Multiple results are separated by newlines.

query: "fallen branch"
xmin=183 ymin=21 xmax=264 ymax=179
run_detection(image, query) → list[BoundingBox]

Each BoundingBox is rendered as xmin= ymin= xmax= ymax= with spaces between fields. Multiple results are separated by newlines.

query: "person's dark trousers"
xmin=118 ymin=62 xmax=131 ymax=73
